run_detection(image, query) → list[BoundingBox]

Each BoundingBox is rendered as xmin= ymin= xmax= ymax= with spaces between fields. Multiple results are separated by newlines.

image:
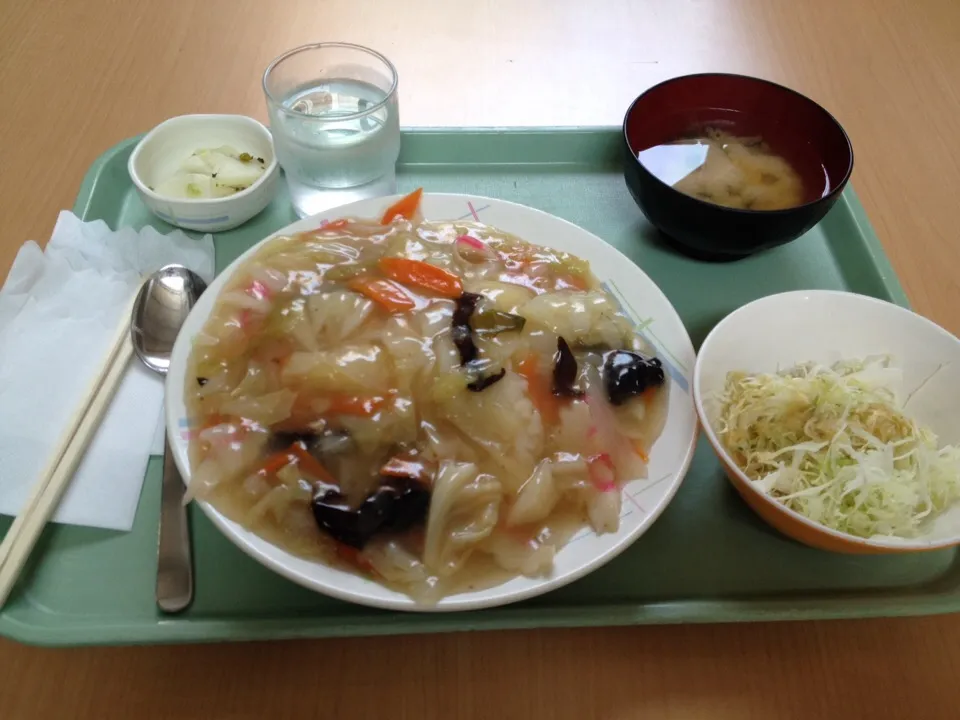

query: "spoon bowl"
xmin=132 ymin=265 xmax=208 ymax=375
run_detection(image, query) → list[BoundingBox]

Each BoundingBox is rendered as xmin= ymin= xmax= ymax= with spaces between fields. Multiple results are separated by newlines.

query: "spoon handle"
xmin=156 ymin=434 xmax=193 ymax=613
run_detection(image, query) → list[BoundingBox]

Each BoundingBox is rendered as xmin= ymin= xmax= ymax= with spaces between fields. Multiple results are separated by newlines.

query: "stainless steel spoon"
xmin=131 ymin=264 xmax=207 ymax=614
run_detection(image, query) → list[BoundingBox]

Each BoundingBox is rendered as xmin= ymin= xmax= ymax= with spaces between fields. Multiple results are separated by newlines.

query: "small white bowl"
xmin=694 ymin=290 xmax=960 ymax=553
xmin=128 ymin=114 xmax=280 ymax=232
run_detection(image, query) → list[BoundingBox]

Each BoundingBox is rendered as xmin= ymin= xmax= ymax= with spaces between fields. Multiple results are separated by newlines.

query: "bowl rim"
xmin=693 ymin=289 xmax=960 ymax=551
xmin=621 ymin=72 xmax=855 ymax=217
xmin=165 ymin=191 xmax=701 ymax=611
xmin=262 ymin=42 xmax=399 ymax=122
xmin=127 ymin=113 xmax=280 ymax=206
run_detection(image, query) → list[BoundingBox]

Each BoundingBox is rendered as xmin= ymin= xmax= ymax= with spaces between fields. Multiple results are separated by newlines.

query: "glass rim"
xmin=262 ymin=42 xmax=398 ymax=122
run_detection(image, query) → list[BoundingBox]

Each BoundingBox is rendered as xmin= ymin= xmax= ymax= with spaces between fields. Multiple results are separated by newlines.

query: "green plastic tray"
xmin=5 ymin=127 xmax=955 ymax=648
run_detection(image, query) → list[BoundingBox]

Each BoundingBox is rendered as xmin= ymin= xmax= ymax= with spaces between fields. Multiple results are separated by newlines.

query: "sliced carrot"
xmin=325 ymin=394 xmax=387 ymax=417
xmin=257 ymin=450 xmax=296 ymax=478
xmin=380 ymin=187 xmax=423 ymax=224
xmin=323 ymin=218 xmax=350 ymax=230
xmin=289 ymin=443 xmax=337 ymax=484
xmin=516 ymin=354 xmax=561 ymax=425
xmin=347 ymin=276 xmax=416 ymax=312
xmin=378 ymin=257 xmax=463 ymax=298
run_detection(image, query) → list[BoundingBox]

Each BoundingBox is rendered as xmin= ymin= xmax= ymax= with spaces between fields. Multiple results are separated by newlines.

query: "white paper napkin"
xmin=0 ymin=212 xmax=215 ymax=531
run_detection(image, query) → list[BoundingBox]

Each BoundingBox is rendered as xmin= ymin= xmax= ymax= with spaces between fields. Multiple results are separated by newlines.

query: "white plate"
xmin=166 ymin=193 xmax=699 ymax=611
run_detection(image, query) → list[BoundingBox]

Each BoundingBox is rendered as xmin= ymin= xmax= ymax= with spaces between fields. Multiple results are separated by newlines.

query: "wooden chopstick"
xmin=0 ymin=304 xmax=135 ymax=608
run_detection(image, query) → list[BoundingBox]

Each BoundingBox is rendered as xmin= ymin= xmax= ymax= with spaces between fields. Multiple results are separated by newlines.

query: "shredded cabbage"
xmin=716 ymin=356 xmax=960 ymax=539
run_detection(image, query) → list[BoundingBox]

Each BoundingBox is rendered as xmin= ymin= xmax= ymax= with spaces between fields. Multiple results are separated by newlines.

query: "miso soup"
xmin=638 ymin=128 xmax=810 ymax=211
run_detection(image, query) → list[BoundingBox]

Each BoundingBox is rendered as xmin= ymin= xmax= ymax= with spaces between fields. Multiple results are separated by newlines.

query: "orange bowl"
xmin=694 ymin=290 xmax=960 ymax=554
xmin=717 ymin=455 xmax=916 ymax=554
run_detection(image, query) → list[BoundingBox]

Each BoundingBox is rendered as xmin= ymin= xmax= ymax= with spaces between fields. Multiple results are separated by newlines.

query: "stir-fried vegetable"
xmin=717 ymin=357 xmax=960 ymax=539
xmin=443 ymin=291 xmax=512 ymax=392
xmin=380 ymin=187 xmax=423 ymax=224
xmin=324 ymin=261 xmax=377 ymax=283
xmin=450 ymin=292 xmax=525 ymax=376
xmin=289 ymin=442 xmax=337 ymax=484
xmin=185 ymin=207 xmax=673 ymax=602
xmin=466 ymin=368 xmax=506 ymax=392
xmin=335 ymin=543 xmax=377 ymax=574
xmin=455 ymin=234 xmax=497 ymax=264
xmin=324 ymin=394 xmax=389 ymax=417
xmin=323 ymin=219 xmax=350 ymax=231
xmin=313 ymin=477 xmax=431 ymax=549
xmin=585 ymin=371 xmax=647 ymax=483
xmin=257 ymin=441 xmax=336 ymax=485
xmin=471 ymin=308 xmax=525 ymax=335
xmin=257 ymin=448 xmax=298 ymax=478
xmin=379 ymin=257 xmax=463 ymax=298
xmin=553 ymin=337 xmax=583 ymax=398
xmin=587 ymin=453 xmax=617 ymax=492
xmin=555 ymin=274 xmax=589 ymax=292
xmin=381 ymin=453 xmax=434 ymax=483
xmin=604 ymin=350 xmax=665 ymax=405
xmin=516 ymin=353 xmax=560 ymax=425
xmin=347 ymin=277 xmax=416 ymax=312
xmin=452 ymin=292 xmax=481 ymax=365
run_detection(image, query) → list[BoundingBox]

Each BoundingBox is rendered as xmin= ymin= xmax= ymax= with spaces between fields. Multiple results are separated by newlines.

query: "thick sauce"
xmin=185 ymin=215 xmax=668 ymax=603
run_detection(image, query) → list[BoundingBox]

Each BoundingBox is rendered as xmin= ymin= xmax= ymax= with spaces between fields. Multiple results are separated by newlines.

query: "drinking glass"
xmin=263 ymin=43 xmax=400 ymax=218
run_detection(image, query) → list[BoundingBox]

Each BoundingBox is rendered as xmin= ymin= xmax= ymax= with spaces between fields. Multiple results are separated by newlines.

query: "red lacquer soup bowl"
xmin=622 ymin=73 xmax=854 ymax=261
